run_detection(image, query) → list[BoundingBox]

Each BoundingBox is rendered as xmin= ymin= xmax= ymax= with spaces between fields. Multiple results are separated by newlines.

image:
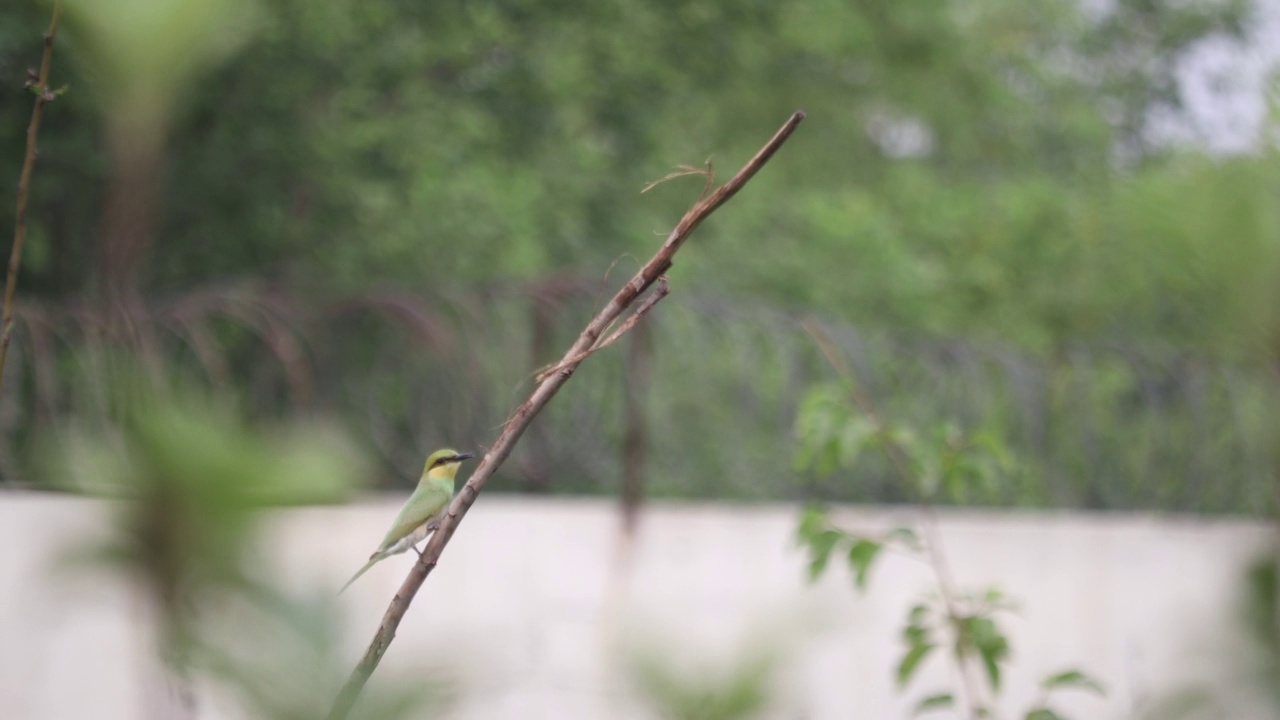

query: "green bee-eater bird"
xmin=339 ymin=448 xmax=474 ymax=593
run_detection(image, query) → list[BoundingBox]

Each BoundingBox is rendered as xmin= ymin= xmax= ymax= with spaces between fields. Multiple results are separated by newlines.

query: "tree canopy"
xmin=1 ymin=0 xmax=1277 ymax=508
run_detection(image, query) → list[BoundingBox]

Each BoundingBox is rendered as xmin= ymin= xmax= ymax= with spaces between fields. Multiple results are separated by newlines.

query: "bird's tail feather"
xmin=338 ymin=553 xmax=383 ymax=594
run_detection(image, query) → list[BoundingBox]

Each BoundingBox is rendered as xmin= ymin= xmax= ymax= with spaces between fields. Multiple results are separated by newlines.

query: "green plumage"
xmin=339 ymin=448 xmax=473 ymax=594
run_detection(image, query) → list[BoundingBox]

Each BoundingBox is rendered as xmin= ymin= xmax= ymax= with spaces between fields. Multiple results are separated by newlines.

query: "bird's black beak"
xmin=454 ymin=452 xmax=475 ymax=462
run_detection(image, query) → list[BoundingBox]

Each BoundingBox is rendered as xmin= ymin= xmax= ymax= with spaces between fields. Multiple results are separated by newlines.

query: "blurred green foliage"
xmin=41 ymin=373 xmax=443 ymax=719
xmin=1136 ymin=555 xmax=1280 ymax=719
xmin=629 ymin=647 xmax=778 ymax=720
xmin=1 ymin=0 xmax=1269 ymax=349
xmin=43 ymin=369 xmax=360 ymax=634
xmin=1 ymin=0 xmax=1277 ymax=509
xmin=798 ymin=507 xmax=1108 ymax=720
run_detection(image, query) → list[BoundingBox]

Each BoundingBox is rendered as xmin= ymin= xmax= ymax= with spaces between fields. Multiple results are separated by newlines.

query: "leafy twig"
xmin=326 ymin=110 xmax=806 ymax=720
xmin=1 ymin=1 xmax=64 ymax=401
xmin=802 ymin=319 xmax=991 ymax=718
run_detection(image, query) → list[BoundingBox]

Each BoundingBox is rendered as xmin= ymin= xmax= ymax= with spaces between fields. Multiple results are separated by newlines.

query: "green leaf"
xmin=980 ymin=656 xmax=1000 ymax=692
xmin=908 ymin=603 xmax=930 ymax=625
xmin=796 ymin=506 xmax=828 ymax=542
xmin=838 ymin=415 xmax=877 ymax=468
xmin=847 ymin=539 xmax=883 ymax=591
xmin=959 ymin=616 xmax=1008 ymax=691
xmin=793 ymin=385 xmax=863 ymax=477
xmin=803 ymin=528 xmax=842 ymax=582
xmin=913 ymin=693 xmax=954 ymax=715
xmin=896 ymin=642 xmax=935 ymax=688
xmin=978 ymin=586 xmax=1018 ymax=612
xmin=903 ymin=623 xmax=930 ymax=646
xmin=1025 ymin=708 xmax=1066 ymax=720
xmin=885 ymin=526 xmax=922 ymax=551
xmin=1041 ymin=669 xmax=1106 ymax=696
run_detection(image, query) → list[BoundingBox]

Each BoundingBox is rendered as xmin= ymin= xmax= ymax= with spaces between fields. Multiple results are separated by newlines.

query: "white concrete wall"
xmin=1 ymin=492 xmax=1275 ymax=719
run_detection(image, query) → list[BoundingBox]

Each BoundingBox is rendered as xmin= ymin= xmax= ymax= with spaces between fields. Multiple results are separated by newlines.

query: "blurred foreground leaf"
xmin=39 ymin=372 xmax=372 ymax=715
xmin=627 ymin=638 xmax=781 ymax=720
xmin=1041 ymin=669 xmax=1105 ymax=695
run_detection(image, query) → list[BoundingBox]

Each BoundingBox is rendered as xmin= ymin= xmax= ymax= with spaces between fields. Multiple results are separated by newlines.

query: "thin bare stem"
xmin=1 ymin=1 xmax=63 ymax=401
xmin=326 ymin=111 xmax=805 ymax=720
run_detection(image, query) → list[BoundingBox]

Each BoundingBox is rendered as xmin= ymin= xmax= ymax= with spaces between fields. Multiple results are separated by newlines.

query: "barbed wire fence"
xmin=0 ymin=278 xmax=1273 ymax=514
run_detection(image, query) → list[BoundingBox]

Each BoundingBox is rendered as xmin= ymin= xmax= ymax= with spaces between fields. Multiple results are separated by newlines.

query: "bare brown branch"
xmin=0 ymin=1 xmax=63 ymax=401
xmin=326 ymin=110 xmax=805 ymax=720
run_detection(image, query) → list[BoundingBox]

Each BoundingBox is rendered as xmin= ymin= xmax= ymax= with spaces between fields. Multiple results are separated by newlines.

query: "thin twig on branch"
xmin=641 ymin=159 xmax=714 ymax=197
xmin=326 ymin=110 xmax=805 ymax=720
xmin=534 ymin=275 xmax=669 ymax=383
xmin=0 ymin=1 xmax=64 ymax=401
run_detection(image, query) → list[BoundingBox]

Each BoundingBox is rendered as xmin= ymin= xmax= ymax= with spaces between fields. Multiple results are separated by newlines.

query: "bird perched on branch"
xmin=339 ymin=448 xmax=475 ymax=593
